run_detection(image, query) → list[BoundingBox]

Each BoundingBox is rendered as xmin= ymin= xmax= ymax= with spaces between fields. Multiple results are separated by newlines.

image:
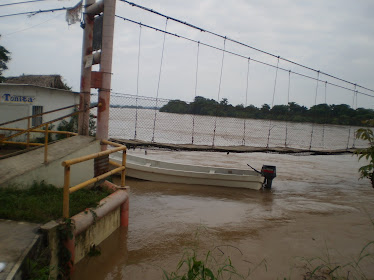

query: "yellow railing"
xmin=61 ymin=139 xmax=127 ymax=219
xmin=0 ymin=104 xmax=97 ymax=162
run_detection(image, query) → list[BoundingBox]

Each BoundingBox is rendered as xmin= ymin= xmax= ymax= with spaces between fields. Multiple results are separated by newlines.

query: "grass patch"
xmin=0 ymin=181 xmax=112 ymax=223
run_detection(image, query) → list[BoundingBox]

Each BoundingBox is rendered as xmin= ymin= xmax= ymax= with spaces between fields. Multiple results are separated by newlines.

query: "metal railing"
xmin=0 ymin=105 xmax=97 ymax=162
xmin=61 ymin=139 xmax=127 ymax=219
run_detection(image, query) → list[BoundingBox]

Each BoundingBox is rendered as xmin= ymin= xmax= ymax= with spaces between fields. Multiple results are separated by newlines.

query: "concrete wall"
xmin=74 ymin=208 xmax=121 ymax=264
xmin=41 ymin=188 xmax=129 ymax=279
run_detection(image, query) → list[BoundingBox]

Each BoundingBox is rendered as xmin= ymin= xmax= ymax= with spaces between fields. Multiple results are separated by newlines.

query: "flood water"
xmin=108 ymin=108 xmax=367 ymax=150
xmin=73 ymin=150 xmax=374 ymax=279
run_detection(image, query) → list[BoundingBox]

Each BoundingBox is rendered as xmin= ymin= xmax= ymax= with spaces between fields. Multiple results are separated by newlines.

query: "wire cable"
xmin=151 ymin=18 xmax=168 ymax=143
xmin=134 ymin=24 xmax=142 ymax=140
xmin=119 ymin=0 xmax=374 ymax=94
xmin=309 ymin=71 xmax=320 ymax=150
xmin=242 ymin=58 xmax=251 ymax=146
xmin=266 ymin=57 xmax=280 ymax=148
xmin=114 ymin=15 xmax=374 ymax=99
xmin=0 ymin=7 xmax=68 ymax=18
xmin=3 ymin=13 xmax=62 ymax=37
xmin=0 ymin=0 xmax=45 ymax=7
xmin=212 ymin=37 xmax=226 ymax=147
xmin=191 ymin=42 xmax=200 ymax=145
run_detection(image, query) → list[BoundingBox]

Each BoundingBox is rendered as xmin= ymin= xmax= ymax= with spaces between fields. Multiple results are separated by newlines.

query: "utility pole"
xmin=78 ymin=0 xmax=115 ymax=143
xmin=78 ymin=0 xmax=95 ymax=136
xmin=78 ymin=0 xmax=116 ymax=176
xmin=96 ymin=0 xmax=116 ymax=148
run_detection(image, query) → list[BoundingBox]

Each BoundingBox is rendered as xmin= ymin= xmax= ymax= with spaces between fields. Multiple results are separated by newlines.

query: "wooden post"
xmin=121 ymin=149 xmax=126 ymax=187
xmin=63 ymin=166 xmax=71 ymax=218
xmin=44 ymin=124 xmax=49 ymax=163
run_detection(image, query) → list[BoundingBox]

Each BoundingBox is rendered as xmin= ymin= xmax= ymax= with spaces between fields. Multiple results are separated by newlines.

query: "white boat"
xmin=110 ymin=153 xmax=264 ymax=190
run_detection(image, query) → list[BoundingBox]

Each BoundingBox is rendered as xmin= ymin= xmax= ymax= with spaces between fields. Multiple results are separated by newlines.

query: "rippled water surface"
xmin=73 ymin=150 xmax=374 ymax=279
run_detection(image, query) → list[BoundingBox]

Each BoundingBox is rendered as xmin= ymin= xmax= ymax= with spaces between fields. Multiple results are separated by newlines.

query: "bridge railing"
xmin=0 ymin=104 xmax=98 ymax=162
xmin=61 ymin=139 xmax=127 ymax=219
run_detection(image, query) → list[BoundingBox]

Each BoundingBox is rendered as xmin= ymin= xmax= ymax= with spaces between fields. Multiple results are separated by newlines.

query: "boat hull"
xmin=111 ymin=153 xmax=264 ymax=190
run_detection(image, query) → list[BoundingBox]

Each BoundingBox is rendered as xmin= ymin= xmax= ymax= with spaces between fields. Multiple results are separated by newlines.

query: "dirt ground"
xmin=73 ymin=149 xmax=374 ymax=279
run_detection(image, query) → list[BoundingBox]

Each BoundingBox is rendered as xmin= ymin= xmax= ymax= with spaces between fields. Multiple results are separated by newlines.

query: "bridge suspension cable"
xmin=266 ymin=57 xmax=280 ymax=148
xmin=212 ymin=38 xmax=226 ymax=147
xmin=119 ymin=0 xmax=374 ymax=95
xmin=151 ymin=18 xmax=168 ymax=143
xmin=134 ymin=24 xmax=142 ymax=140
xmin=191 ymin=42 xmax=200 ymax=145
xmin=114 ymin=15 xmax=374 ymax=99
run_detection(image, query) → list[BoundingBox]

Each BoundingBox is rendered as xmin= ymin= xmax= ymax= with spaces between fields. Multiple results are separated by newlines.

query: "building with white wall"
xmin=0 ymin=76 xmax=79 ymax=142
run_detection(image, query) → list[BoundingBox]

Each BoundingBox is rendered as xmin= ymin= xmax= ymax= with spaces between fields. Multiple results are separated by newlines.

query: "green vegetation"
xmin=0 ymin=36 xmax=11 ymax=82
xmin=160 ymin=96 xmax=374 ymax=126
xmin=24 ymin=249 xmax=53 ymax=280
xmin=0 ymin=181 xmax=111 ymax=223
xmin=163 ymin=249 xmax=246 ymax=280
xmin=355 ymin=121 xmax=374 ymax=188
xmin=57 ymin=109 xmax=96 ymax=138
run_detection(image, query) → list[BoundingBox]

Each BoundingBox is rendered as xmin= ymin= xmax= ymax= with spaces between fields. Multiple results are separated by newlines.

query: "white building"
xmin=0 ymin=75 xmax=79 ymax=142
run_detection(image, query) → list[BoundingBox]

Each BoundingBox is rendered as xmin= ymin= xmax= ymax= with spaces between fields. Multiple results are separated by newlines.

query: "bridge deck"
xmin=110 ymin=138 xmax=356 ymax=155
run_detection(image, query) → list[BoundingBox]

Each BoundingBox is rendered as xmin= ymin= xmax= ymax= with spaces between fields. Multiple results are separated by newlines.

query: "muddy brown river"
xmin=73 ymin=150 xmax=374 ymax=279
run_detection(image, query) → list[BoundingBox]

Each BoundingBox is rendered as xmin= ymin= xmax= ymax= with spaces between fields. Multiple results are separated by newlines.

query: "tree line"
xmin=159 ymin=96 xmax=374 ymax=126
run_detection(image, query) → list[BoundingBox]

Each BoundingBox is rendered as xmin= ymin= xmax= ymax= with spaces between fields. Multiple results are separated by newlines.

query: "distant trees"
xmin=0 ymin=36 xmax=11 ymax=82
xmin=159 ymin=96 xmax=374 ymax=126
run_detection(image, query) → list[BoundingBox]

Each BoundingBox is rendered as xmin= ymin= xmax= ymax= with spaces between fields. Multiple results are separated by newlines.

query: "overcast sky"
xmin=1 ymin=0 xmax=374 ymax=108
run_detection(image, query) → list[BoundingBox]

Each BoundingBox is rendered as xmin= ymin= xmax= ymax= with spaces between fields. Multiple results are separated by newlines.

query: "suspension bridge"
xmin=92 ymin=1 xmax=374 ymax=152
xmin=2 ymin=0 xmax=374 ymax=152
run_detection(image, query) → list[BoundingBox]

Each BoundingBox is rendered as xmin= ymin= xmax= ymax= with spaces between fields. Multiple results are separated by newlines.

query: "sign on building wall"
xmin=0 ymin=93 xmax=35 ymax=103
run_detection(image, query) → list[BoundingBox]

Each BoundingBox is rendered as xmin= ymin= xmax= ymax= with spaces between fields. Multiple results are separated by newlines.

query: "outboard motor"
xmin=261 ymin=165 xmax=276 ymax=189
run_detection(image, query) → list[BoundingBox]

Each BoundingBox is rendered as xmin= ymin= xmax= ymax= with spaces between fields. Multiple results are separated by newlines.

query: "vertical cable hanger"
xmin=352 ymin=88 xmax=358 ymax=148
xmin=191 ymin=41 xmax=200 ymax=144
xmin=242 ymin=57 xmax=250 ymax=146
xmin=266 ymin=56 xmax=280 ymax=148
xmin=309 ymin=71 xmax=320 ymax=150
xmin=346 ymin=84 xmax=357 ymax=149
xmin=134 ymin=24 xmax=142 ymax=139
xmin=284 ymin=70 xmax=291 ymax=147
xmin=212 ymin=37 xmax=226 ymax=147
xmin=151 ymin=18 xmax=168 ymax=143
xmin=322 ymin=81 xmax=328 ymax=148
